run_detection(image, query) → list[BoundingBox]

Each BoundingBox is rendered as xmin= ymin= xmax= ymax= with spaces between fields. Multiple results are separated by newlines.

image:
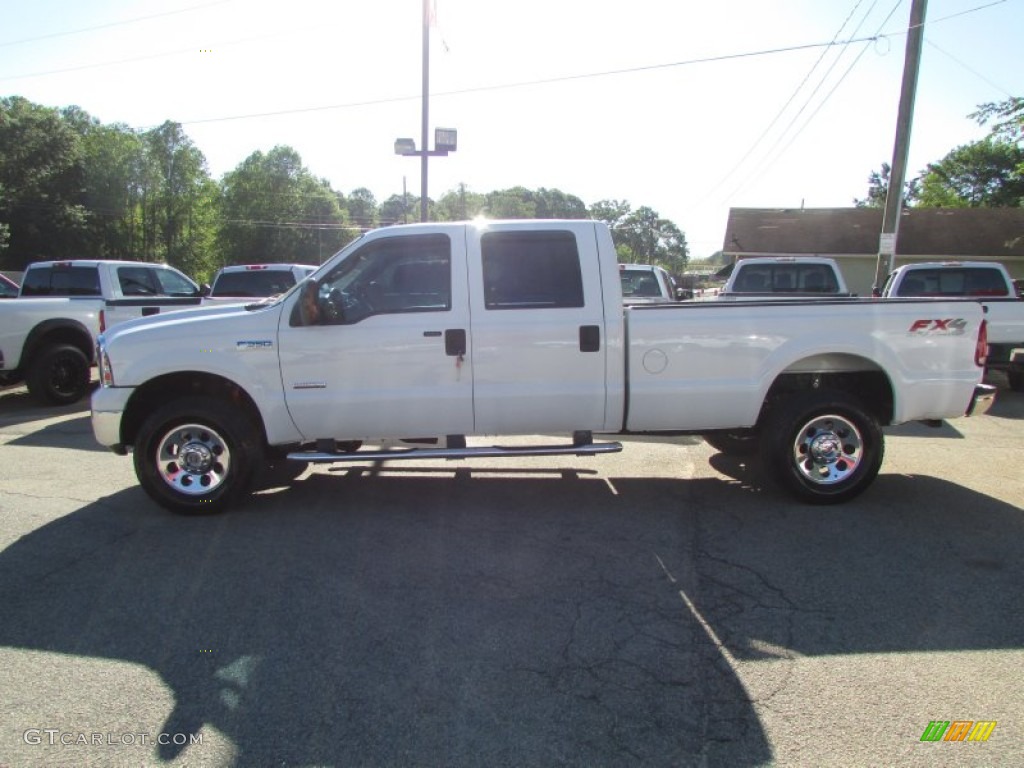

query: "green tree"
xmin=484 ymin=187 xmax=537 ymax=218
xmin=0 ymin=184 xmax=8 ymax=253
xmin=854 ymin=162 xmax=920 ymax=208
xmin=614 ymin=206 xmax=688 ymax=272
xmin=219 ymin=145 xmax=355 ymax=267
xmin=971 ymin=96 xmax=1024 ymax=144
xmin=76 ymin=120 xmax=145 ymax=259
xmin=916 ymin=139 xmax=1024 ymax=208
xmin=0 ymin=96 xmax=88 ymax=268
xmin=137 ymin=121 xmax=219 ymax=276
xmin=533 ymin=188 xmax=588 ymax=219
xmin=434 ymin=184 xmax=485 ymax=221
xmin=345 ymin=187 xmax=378 ymax=231
xmin=588 ymin=199 xmax=632 ymax=229
xmin=379 ymin=193 xmax=419 ymax=225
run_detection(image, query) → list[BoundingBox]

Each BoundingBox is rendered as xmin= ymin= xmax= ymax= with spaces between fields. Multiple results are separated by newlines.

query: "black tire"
xmin=759 ymin=390 xmax=884 ymax=504
xmin=26 ymin=344 xmax=91 ymax=406
xmin=703 ymin=431 xmax=759 ymax=456
xmin=133 ymin=396 xmax=264 ymax=515
xmin=1008 ymin=369 xmax=1024 ymax=392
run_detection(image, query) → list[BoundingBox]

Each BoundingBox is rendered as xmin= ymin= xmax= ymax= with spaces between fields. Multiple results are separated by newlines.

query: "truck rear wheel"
xmin=760 ymin=390 xmax=883 ymax=504
xmin=133 ymin=396 xmax=263 ymax=515
xmin=1008 ymin=369 xmax=1024 ymax=392
xmin=26 ymin=344 xmax=91 ymax=406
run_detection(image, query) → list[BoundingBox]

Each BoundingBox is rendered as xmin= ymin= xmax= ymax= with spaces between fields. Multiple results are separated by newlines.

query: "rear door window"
xmin=20 ymin=265 xmax=101 ymax=296
xmin=481 ymin=231 xmax=584 ymax=309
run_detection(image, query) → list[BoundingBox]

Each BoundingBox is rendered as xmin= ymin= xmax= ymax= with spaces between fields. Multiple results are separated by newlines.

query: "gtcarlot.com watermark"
xmin=23 ymin=729 xmax=202 ymax=747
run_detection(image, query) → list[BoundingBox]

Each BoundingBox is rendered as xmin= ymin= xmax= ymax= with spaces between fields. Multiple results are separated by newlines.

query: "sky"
xmin=1 ymin=0 xmax=1020 ymax=258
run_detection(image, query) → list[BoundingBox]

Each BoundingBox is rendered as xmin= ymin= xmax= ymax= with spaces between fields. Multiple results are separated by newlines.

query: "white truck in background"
xmin=719 ymin=256 xmax=854 ymax=300
xmin=205 ymin=263 xmax=317 ymax=301
xmin=618 ymin=264 xmax=677 ymax=303
xmin=0 ymin=260 xmax=203 ymax=404
xmin=881 ymin=261 xmax=1024 ymax=391
xmin=91 ymin=220 xmax=994 ymax=515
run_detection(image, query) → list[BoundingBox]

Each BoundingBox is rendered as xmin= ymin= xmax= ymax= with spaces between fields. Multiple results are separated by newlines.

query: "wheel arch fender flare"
xmin=121 ymin=372 xmax=267 ymax=449
xmin=22 ymin=319 xmax=96 ymax=367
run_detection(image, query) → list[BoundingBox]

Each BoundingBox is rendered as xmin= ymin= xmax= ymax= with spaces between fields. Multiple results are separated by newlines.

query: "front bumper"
xmin=91 ymin=386 xmax=134 ymax=454
xmin=965 ymin=383 xmax=997 ymax=417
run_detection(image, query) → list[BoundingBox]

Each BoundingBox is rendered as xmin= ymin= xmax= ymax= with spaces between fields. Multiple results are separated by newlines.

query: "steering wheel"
xmin=325 ymin=286 xmax=372 ymax=322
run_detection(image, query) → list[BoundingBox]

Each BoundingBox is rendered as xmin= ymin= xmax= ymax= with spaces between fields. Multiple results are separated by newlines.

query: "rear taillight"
xmin=975 ymin=319 xmax=988 ymax=367
xmin=99 ymin=309 xmax=106 ymax=333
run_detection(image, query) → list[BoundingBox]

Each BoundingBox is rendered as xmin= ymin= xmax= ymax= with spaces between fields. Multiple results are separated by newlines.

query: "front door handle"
xmin=580 ymin=325 xmax=600 ymax=352
xmin=445 ymin=328 xmax=466 ymax=357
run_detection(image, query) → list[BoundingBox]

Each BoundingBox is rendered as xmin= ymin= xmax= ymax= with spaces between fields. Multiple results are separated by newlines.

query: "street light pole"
xmin=394 ymin=1 xmax=456 ymax=218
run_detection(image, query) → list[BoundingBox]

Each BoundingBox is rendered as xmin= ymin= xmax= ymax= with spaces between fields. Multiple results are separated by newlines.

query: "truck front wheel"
xmin=26 ymin=344 xmax=91 ymax=405
xmin=760 ymin=391 xmax=883 ymax=504
xmin=134 ymin=396 xmax=263 ymax=515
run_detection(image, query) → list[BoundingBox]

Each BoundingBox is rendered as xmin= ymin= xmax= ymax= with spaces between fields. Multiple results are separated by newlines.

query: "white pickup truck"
xmin=619 ymin=264 xmax=677 ymax=303
xmin=205 ymin=263 xmax=317 ymax=301
xmin=719 ymin=256 xmax=854 ymax=299
xmin=881 ymin=261 xmax=1024 ymax=391
xmin=0 ymin=260 xmax=203 ymax=404
xmin=91 ymin=220 xmax=994 ymax=514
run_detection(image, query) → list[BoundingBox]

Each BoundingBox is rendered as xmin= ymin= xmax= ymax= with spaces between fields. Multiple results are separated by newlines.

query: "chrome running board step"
xmin=287 ymin=440 xmax=623 ymax=464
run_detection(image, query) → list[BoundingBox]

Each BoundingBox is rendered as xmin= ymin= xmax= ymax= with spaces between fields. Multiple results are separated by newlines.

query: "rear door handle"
xmin=444 ymin=328 xmax=466 ymax=357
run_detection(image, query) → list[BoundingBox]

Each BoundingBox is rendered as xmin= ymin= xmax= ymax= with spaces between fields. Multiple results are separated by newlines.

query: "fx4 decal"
xmin=908 ymin=318 xmax=968 ymax=335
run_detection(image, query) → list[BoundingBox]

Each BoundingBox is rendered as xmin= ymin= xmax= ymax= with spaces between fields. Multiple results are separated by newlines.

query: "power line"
xmin=0 ymin=27 xmax=300 ymax=83
xmin=717 ymin=0 xmax=906 ymax=205
xmin=175 ymin=0 xmax=1004 ymax=128
xmin=0 ymin=0 xmax=233 ymax=48
xmin=700 ymin=0 xmax=877 ymax=206
xmin=924 ymin=38 xmax=1014 ymax=97
xmin=176 ymin=35 xmax=892 ymax=126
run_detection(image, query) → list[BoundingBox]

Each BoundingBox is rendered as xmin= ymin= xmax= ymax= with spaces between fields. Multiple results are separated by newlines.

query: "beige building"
xmin=722 ymin=207 xmax=1024 ymax=295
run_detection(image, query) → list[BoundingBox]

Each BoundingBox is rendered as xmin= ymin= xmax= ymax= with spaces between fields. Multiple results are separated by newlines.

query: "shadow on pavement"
xmin=1 ymin=466 xmax=1021 ymax=766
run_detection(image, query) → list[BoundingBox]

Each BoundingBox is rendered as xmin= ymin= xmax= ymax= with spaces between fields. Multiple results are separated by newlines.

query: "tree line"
xmin=855 ymin=97 xmax=1024 ymax=210
xmin=0 ymin=96 xmax=688 ymax=281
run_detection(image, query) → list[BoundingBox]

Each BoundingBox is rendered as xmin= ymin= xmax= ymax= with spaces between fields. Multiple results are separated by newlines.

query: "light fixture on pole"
xmin=393 ymin=128 xmax=458 ymax=222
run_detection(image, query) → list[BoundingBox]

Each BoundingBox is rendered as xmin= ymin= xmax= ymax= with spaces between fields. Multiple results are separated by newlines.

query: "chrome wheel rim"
xmin=155 ymin=423 xmax=231 ymax=495
xmin=791 ymin=414 xmax=863 ymax=486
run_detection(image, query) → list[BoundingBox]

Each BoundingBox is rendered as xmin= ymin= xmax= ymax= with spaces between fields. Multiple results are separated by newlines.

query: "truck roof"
xmin=26 ymin=259 xmax=179 ymax=268
xmin=215 ymin=263 xmax=317 ymax=273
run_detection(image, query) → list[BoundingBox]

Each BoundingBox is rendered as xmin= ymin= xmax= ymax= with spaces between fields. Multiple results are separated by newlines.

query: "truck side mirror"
xmin=200 ymin=283 xmax=211 ymax=297
xmin=298 ymin=279 xmax=322 ymax=326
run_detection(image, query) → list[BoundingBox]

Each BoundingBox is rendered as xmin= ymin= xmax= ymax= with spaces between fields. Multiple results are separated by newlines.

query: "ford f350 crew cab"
xmin=91 ymin=220 xmax=994 ymax=514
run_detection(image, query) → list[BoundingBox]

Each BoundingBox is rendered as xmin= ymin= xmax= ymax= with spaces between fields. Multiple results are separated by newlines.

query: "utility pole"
xmin=420 ymin=0 xmax=430 ymax=222
xmin=872 ymin=0 xmax=927 ymax=295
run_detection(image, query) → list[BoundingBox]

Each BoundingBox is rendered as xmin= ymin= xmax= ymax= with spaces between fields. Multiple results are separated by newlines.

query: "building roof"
xmin=723 ymin=207 xmax=1024 ymax=259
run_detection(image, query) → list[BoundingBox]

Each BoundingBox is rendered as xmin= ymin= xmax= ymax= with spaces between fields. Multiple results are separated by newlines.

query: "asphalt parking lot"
xmin=0 ymin=378 xmax=1021 ymax=767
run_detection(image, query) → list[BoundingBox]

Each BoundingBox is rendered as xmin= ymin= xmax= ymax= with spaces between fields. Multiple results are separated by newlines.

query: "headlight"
xmin=97 ymin=337 xmax=115 ymax=387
